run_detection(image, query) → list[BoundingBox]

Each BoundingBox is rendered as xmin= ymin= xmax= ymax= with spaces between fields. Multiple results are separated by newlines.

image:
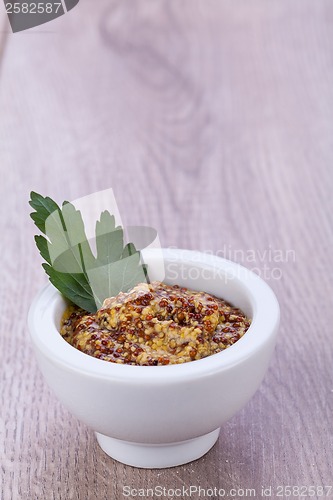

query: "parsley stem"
xmin=78 ymin=242 xmax=88 ymax=279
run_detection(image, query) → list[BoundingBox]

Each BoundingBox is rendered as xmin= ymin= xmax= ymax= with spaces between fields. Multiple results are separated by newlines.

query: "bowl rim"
xmin=28 ymin=248 xmax=280 ymax=383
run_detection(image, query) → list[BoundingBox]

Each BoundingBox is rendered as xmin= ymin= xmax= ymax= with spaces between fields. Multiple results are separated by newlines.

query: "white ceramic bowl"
xmin=28 ymin=249 xmax=280 ymax=468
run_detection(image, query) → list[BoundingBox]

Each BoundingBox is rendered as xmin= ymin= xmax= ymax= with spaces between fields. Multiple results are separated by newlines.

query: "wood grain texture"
xmin=0 ymin=0 xmax=333 ymax=498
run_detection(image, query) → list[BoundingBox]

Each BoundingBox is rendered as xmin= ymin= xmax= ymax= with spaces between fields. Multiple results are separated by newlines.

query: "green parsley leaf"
xmin=95 ymin=211 xmax=124 ymax=265
xmin=43 ymin=263 xmax=95 ymax=313
xmin=86 ymin=252 xmax=148 ymax=310
xmin=29 ymin=192 xmax=149 ymax=313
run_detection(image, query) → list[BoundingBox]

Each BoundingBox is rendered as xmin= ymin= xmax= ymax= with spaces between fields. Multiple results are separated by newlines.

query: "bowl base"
xmin=95 ymin=428 xmax=220 ymax=469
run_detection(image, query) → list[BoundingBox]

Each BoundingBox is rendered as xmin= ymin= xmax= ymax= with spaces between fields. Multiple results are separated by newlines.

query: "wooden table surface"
xmin=1 ymin=1 xmax=332 ymax=499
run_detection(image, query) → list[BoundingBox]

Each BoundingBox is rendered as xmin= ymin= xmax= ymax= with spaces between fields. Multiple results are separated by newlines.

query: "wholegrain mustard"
xmin=60 ymin=281 xmax=251 ymax=365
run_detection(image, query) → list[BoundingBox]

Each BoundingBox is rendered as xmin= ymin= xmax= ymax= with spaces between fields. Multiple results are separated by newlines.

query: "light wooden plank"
xmin=0 ymin=0 xmax=332 ymax=498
